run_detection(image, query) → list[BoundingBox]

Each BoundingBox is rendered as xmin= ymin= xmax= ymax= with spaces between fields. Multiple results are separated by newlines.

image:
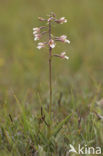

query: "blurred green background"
xmin=0 ymin=0 xmax=103 ymax=112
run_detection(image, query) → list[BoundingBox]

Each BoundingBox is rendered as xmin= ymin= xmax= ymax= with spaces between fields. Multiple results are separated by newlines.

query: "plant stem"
xmin=48 ymin=21 xmax=52 ymax=135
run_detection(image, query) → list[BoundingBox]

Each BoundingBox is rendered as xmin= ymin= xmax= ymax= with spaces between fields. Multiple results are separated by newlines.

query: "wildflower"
xmin=56 ymin=35 xmax=70 ymax=44
xmin=33 ymin=13 xmax=70 ymax=122
xmin=34 ymin=34 xmax=41 ymax=41
xmin=37 ymin=42 xmax=45 ymax=49
xmin=53 ymin=52 xmax=69 ymax=60
xmin=55 ymin=17 xmax=67 ymax=24
xmin=60 ymin=52 xmax=69 ymax=60
xmin=48 ymin=39 xmax=56 ymax=48
xmin=38 ymin=17 xmax=46 ymax=21
xmin=48 ymin=17 xmax=54 ymax=22
xmin=33 ymin=27 xmax=40 ymax=34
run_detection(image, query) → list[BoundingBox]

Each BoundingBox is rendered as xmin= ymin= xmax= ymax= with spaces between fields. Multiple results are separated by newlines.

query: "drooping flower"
xmin=59 ymin=35 xmax=67 ymax=40
xmin=38 ymin=17 xmax=46 ymax=21
xmin=37 ymin=42 xmax=45 ymax=49
xmin=48 ymin=39 xmax=56 ymax=48
xmin=34 ymin=34 xmax=41 ymax=41
xmin=33 ymin=27 xmax=40 ymax=34
xmin=60 ymin=52 xmax=69 ymax=60
xmin=55 ymin=17 xmax=67 ymax=24
xmin=56 ymin=35 xmax=70 ymax=44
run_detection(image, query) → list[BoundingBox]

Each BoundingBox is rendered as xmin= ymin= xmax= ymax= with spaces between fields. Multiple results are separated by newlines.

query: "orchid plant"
xmin=33 ymin=12 xmax=70 ymax=135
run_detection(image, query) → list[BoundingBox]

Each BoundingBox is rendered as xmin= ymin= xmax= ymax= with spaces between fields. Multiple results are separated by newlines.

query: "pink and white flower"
xmin=38 ymin=17 xmax=46 ymax=21
xmin=48 ymin=39 xmax=56 ymax=48
xmin=55 ymin=17 xmax=67 ymax=24
xmin=56 ymin=35 xmax=70 ymax=44
xmin=48 ymin=17 xmax=54 ymax=22
xmin=60 ymin=52 xmax=69 ymax=60
xmin=33 ymin=27 xmax=40 ymax=34
xmin=34 ymin=34 xmax=41 ymax=41
xmin=37 ymin=42 xmax=45 ymax=49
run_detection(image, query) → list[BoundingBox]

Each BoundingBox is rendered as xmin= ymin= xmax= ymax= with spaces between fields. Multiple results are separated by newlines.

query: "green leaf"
xmin=52 ymin=114 xmax=72 ymax=137
xmin=42 ymin=107 xmax=51 ymax=125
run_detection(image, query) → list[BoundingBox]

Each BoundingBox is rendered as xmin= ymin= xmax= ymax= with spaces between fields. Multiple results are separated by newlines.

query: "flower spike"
xmin=33 ymin=13 xmax=71 ymax=132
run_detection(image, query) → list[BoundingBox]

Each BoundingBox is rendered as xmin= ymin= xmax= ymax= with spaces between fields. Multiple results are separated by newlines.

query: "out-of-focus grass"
xmin=0 ymin=0 xmax=103 ymax=155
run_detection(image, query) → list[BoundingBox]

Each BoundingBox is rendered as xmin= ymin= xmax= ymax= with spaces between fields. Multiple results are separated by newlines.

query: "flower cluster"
xmin=33 ymin=13 xmax=70 ymax=60
xmin=33 ymin=27 xmax=41 ymax=40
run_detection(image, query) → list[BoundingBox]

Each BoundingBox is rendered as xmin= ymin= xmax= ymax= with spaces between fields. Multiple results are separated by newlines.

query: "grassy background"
xmin=0 ymin=0 xmax=103 ymax=155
